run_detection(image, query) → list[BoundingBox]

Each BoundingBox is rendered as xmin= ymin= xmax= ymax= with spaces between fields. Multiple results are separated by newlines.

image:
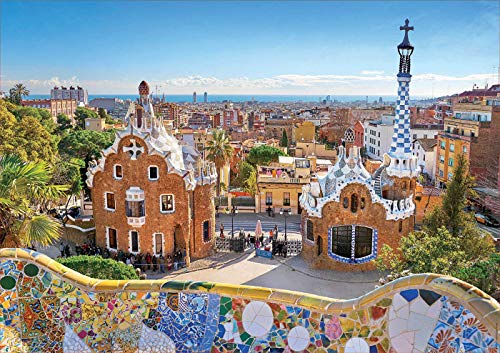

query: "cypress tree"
xmin=280 ymin=130 xmax=288 ymax=147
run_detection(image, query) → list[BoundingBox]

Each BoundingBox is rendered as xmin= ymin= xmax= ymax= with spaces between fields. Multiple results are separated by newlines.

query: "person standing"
xmin=274 ymin=224 xmax=278 ymax=238
xmin=159 ymin=254 xmax=165 ymax=273
xmin=152 ymin=255 xmax=158 ymax=272
xmin=220 ymin=223 xmax=224 ymax=237
xmin=64 ymin=244 xmax=71 ymax=258
xmin=167 ymin=254 xmax=173 ymax=271
xmin=145 ymin=252 xmax=152 ymax=271
xmin=59 ymin=242 xmax=65 ymax=258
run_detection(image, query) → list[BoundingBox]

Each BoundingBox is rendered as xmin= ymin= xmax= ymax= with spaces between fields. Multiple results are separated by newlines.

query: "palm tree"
xmin=205 ymin=129 xmax=234 ymax=198
xmin=9 ymin=83 xmax=30 ymax=105
xmin=0 ymin=154 xmax=68 ymax=247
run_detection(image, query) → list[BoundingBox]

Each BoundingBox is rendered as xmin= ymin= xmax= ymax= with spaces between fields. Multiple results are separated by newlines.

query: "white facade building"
xmin=364 ymin=114 xmax=441 ymax=161
xmin=364 ymin=115 xmax=395 ymax=160
xmin=413 ymin=138 xmax=437 ymax=181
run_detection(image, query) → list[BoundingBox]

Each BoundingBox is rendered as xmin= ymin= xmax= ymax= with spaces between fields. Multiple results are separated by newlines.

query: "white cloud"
xmin=2 ymin=72 xmax=498 ymax=97
xmin=361 ymin=70 xmax=385 ymax=75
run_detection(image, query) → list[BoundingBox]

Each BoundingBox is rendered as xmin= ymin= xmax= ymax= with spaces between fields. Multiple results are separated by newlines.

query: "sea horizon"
xmin=25 ymin=94 xmax=434 ymax=103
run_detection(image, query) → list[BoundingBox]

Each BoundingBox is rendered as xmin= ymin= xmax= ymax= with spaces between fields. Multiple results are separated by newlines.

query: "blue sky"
xmin=2 ymin=1 xmax=499 ymax=96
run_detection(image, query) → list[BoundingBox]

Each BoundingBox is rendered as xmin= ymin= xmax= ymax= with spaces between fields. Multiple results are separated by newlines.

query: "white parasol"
xmin=255 ymin=220 xmax=262 ymax=238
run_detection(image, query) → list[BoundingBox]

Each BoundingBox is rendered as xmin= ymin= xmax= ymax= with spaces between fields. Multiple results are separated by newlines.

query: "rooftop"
xmin=415 ymin=138 xmax=437 ymax=152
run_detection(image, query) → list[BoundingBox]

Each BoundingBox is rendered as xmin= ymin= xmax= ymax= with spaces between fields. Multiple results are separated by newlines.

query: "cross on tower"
xmin=400 ymin=19 xmax=413 ymax=35
xmin=123 ymin=139 xmax=144 ymax=160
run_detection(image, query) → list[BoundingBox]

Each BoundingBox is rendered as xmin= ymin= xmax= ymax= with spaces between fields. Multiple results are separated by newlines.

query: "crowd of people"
xmin=60 ymin=241 xmax=187 ymax=273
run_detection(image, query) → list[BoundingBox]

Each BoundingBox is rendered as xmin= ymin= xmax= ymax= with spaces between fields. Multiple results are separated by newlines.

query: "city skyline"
xmin=1 ymin=1 xmax=499 ymax=96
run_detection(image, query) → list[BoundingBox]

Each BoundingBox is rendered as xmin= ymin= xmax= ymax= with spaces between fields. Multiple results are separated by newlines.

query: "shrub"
xmin=57 ymin=255 xmax=139 ymax=280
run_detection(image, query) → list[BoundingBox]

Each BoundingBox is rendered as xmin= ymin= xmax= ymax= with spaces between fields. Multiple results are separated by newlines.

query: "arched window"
xmin=410 ymin=180 xmax=414 ymax=189
xmin=351 ymin=194 xmax=358 ymax=213
xmin=402 ymin=181 xmax=407 ymax=190
xmin=399 ymin=220 xmax=403 ymax=233
xmin=343 ymin=197 xmax=349 ymax=209
xmin=360 ymin=197 xmax=366 ymax=210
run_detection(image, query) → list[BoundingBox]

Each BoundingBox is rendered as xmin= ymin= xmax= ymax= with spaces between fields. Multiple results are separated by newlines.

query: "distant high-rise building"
xmin=193 ymin=92 xmax=197 ymax=103
xmin=51 ymin=86 xmax=88 ymax=105
xmin=326 ymin=95 xmax=331 ymax=102
xmin=203 ymin=92 xmax=207 ymax=103
xmin=379 ymin=96 xmax=383 ymax=103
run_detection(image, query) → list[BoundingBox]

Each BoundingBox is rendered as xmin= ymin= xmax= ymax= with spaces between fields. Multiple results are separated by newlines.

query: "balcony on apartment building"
xmin=257 ymin=165 xmax=311 ymax=184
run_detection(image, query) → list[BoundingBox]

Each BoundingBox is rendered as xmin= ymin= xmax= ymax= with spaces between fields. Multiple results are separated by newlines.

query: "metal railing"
xmin=215 ymin=237 xmax=249 ymax=252
xmin=257 ymin=175 xmax=310 ymax=184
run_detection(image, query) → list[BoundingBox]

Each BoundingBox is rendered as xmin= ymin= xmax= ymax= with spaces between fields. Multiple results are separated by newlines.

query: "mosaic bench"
xmin=0 ymin=248 xmax=499 ymax=353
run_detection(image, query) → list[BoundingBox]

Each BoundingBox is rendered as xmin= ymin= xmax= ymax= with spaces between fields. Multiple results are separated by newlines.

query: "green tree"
xmin=206 ymin=129 xmax=234 ymax=197
xmin=8 ymin=83 xmax=29 ymax=105
xmin=56 ymin=113 xmax=73 ymax=134
xmin=246 ymin=145 xmax=286 ymax=166
xmin=377 ymin=228 xmax=466 ymax=276
xmin=377 ymin=153 xmax=496 ymax=293
xmin=57 ymin=256 xmax=139 ymax=280
xmin=0 ymin=154 xmax=68 ymax=247
xmin=58 ymin=129 xmax=115 ymax=162
xmin=0 ymin=101 xmax=57 ymax=163
xmin=0 ymin=101 xmax=17 ymax=156
xmin=280 ymin=130 xmax=288 ymax=147
xmin=455 ymin=253 xmax=500 ymax=296
xmin=51 ymin=158 xmax=84 ymax=218
xmin=13 ymin=106 xmax=56 ymax=133
xmin=97 ymin=107 xmax=120 ymax=124
xmin=13 ymin=116 xmax=58 ymax=163
xmin=244 ymin=167 xmax=257 ymax=196
xmin=98 ymin=107 xmax=107 ymax=119
xmin=74 ymin=107 xmax=98 ymax=129
xmin=233 ymin=161 xmax=255 ymax=187
xmin=425 ymin=153 xmax=476 ymax=236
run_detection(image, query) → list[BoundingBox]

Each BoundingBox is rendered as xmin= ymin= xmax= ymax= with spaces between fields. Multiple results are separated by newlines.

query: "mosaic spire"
xmin=384 ymin=19 xmax=418 ymax=178
xmin=389 ymin=19 xmax=414 ymax=159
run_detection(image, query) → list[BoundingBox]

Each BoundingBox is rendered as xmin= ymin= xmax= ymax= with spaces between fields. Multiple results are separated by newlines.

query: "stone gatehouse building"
xmin=299 ymin=20 xmax=419 ymax=271
xmin=86 ymin=81 xmax=217 ymax=264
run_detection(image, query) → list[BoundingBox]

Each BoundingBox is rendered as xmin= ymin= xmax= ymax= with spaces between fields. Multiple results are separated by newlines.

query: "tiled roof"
xmin=415 ymin=138 xmax=437 ymax=152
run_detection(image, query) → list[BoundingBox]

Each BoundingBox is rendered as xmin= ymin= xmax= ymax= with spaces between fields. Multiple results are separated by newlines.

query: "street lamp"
xmin=280 ymin=208 xmax=291 ymax=258
xmin=226 ymin=206 xmax=238 ymax=238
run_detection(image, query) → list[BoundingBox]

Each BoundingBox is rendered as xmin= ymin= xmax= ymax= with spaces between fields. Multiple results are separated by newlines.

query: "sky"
xmin=1 ymin=0 xmax=499 ymax=96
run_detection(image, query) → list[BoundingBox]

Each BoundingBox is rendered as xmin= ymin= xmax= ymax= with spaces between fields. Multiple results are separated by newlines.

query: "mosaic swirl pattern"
xmin=0 ymin=248 xmax=499 ymax=353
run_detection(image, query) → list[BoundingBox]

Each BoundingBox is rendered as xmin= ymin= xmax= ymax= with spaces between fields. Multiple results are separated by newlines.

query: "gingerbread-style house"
xmin=300 ymin=20 xmax=419 ymax=271
xmin=87 ymin=81 xmax=217 ymax=264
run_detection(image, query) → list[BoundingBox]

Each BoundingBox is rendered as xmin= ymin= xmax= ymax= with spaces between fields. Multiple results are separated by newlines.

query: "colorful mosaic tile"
xmin=0 ymin=250 xmax=499 ymax=353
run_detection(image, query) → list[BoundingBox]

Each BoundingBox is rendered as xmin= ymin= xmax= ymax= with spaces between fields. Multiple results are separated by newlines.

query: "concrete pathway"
xmin=160 ymin=251 xmax=380 ymax=299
